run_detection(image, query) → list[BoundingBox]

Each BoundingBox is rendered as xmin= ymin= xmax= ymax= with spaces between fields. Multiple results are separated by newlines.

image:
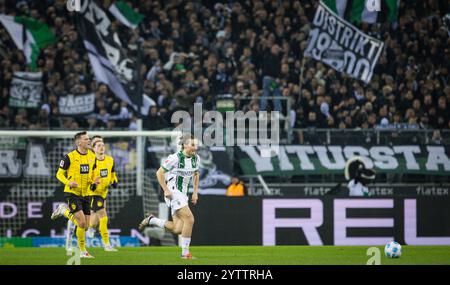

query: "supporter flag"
xmin=109 ymin=0 xmax=144 ymax=29
xmin=0 ymin=15 xmax=56 ymax=69
xmin=76 ymin=0 xmax=142 ymax=109
xmin=9 ymin=71 xmax=43 ymax=108
xmin=58 ymin=93 xmax=95 ymax=116
xmin=322 ymin=0 xmax=399 ymax=24
xmin=304 ymin=1 xmax=384 ymax=83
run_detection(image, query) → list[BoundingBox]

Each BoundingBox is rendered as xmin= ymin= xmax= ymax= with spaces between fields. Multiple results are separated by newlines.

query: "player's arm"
xmin=157 ymin=154 xmax=178 ymax=199
xmin=89 ymin=158 xmax=101 ymax=191
xmin=156 ymin=167 xmax=172 ymax=199
xmin=110 ymin=160 xmax=118 ymax=188
xmin=191 ymin=171 xmax=199 ymax=205
xmin=191 ymin=154 xmax=200 ymax=205
xmin=56 ymin=155 xmax=77 ymax=188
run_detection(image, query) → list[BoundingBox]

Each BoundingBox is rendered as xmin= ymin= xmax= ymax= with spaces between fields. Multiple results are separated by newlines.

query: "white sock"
xmin=181 ymin=237 xmax=191 ymax=255
xmin=149 ymin=217 xmax=166 ymax=229
xmin=66 ymin=220 xmax=75 ymax=249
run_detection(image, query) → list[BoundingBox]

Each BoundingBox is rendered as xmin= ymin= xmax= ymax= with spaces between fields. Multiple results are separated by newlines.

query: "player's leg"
xmin=176 ymin=206 xmax=195 ymax=258
xmin=51 ymin=201 xmax=79 ymax=226
xmin=138 ymin=211 xmax=183 ymax=234
xmin=72 ymin=210 xmax=92 ymax=257
xmin=87 ymin=209 xmax=97 ymax=238
xmin=94 ymin=197 xmax=117 ymax=251
xmin=78 ymin=197 xmax=94 ymax=258
xmin=166 ymin=214 xmax=183 ymax=234
xmin=86 ymin=195 xmax=98 ymax=238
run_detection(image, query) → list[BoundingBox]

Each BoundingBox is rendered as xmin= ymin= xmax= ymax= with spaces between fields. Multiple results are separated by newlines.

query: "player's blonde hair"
xmin=178 ymin=133 xmax=196 ymax=149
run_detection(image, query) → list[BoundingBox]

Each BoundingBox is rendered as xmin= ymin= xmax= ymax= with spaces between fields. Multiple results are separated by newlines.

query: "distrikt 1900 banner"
xmin=191 ymin=196 xmax=450 ymax=246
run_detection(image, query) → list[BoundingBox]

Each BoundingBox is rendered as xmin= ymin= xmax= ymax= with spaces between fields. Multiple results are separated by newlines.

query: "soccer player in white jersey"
xmin=139 ymin=134 xmax=200 ymax=259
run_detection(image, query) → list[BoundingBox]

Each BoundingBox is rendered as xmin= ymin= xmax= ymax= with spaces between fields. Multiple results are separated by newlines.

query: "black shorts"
xmin=64 ymin=193 xmax=90 ymax=215
xmin=89 ymin=196 xmax=105 ymax=212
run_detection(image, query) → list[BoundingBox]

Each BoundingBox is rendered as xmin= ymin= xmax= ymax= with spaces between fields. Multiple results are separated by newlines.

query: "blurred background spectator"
xmin=0 ymin=0 xmax=448 ymax=132
xmin=226 ymin=175 xmax=245 ymax=197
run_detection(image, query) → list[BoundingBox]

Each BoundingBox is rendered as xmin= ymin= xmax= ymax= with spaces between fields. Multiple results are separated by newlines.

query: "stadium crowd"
xmin=0 ymin=0 xmax=449 ymax=132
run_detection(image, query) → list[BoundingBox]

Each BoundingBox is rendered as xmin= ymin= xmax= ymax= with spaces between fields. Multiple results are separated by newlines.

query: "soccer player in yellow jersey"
xmin=86 ymin=139 xmax=118 ymax=251
xmin=51 ymin=131 xmax=97 ymax=258
xmin=65 ymin=135 xmax=104 ymax=253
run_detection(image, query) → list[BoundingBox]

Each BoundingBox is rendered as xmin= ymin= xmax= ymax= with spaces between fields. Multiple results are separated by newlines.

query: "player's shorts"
xmin=64 ymin=193 xmax=90 ymax=215
xmin=164 ymin=189 xmax=188 ymax=216
xmin=89 ymin=195 xmax=105 ymax=212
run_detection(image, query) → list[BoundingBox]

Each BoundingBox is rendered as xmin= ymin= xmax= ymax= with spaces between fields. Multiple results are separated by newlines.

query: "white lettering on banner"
xmin=404 ymin=199 xmax=450 ymax=245
xmin=58 ymin=93 xmax=95 ymax=115
xmin=370 ymin=146 xmax=398 ymax=169
xmin=313 ymin=146 xmax=345 ymax=169
xmin=285 ymin=146 xmax=315 ymax=170
xmin=262 ymin=199 xmax=324 ymax=245
xmin=24 ymin=145 xmax=51 ymax=176
xmin=416 ymin=186 xmax=449 ymax=196
xmin=0 ymin=202 xmax=17 ymax=218
xmin=22 ymin=229 xmax=40 ymax=237
xmin=0 ymin=150 xmax=22 ymax=177
xmin=425 ymin=146 xmax=450 ymax=171
xmin=240 ymin=145 xmax=450 ymax=173
xmin=50 ymin=229 xmax=66 ymax=239
xmin=393 ymin=146 xmax=421 ymax=170
xmin=240 ymin=146 xmax=274 ymax=172
xmin=261 ymin=198 xmax=450 ymax=245
xmin=271 ymin=146 xmax=293 ymax=171
xmin=343 ymin=146 xmax=374 ymax=169
xmin=28 ymin=202 xmax=43 ymax=218
xmin=109 ymin=229 xmax=121 ymax=237
xmin=131 ymin=229 xmax=150 ymax=245
xmin=304 ymin=2 xmax=384 ymax=83
xmin=334 ymin=199 xmax=394 ymax=245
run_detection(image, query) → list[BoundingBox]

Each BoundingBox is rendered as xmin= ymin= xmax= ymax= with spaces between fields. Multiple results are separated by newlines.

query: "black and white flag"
xmin=9 ymin=71 xmax=42 ymax=108
xmin=304 ymin=1 xmax=384 ymax=83
xmin=58 ymin=93 xmax=95 ymax=116
xmin=76 ymin=0 xmax=142 ymax=109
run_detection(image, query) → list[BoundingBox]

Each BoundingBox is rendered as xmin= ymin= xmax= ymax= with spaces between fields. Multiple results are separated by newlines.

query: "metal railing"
xmin=292 ymin=128 xmax=450 ymax=145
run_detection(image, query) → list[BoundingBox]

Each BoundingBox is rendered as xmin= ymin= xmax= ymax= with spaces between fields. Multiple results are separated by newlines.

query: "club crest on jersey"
xmin=80 ymin=164 xmax=90 ymax=174
xmin=60 ymin=160 xmax=65 ymax=167
xmin=71 ymin=203 xmax=76 ymax=210
xmin=97 ymin=201 xmax=103 ymax=207
xmin=100 ymin=169 xmax=108 ymax=177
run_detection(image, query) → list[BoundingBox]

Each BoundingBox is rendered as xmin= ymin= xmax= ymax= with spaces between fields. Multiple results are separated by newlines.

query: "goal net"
xmin=0 ymin=129 xmax=178 ymax=246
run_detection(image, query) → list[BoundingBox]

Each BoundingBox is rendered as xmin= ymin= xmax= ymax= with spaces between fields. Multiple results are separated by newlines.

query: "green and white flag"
xmin=109 ymin=1 xmax=144 ymax=29
xmin=323 ymin=0 xmax=399 ymax=24
xmin=0 ymin=15 xmax=56 ymax=69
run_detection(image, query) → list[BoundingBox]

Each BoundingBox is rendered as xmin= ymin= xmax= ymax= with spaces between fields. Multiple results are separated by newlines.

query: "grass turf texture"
xmin=1 ymin=246 xmax=449 ymax=265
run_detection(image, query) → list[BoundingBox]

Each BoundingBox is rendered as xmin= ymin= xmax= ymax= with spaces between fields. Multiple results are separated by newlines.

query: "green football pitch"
xmin=1 ymin=246 xmax=450 ymax=265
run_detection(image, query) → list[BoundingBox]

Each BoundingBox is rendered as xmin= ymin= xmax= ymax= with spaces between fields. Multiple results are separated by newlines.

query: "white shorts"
xmin=164 ymin=190 xmax=188 ymax=216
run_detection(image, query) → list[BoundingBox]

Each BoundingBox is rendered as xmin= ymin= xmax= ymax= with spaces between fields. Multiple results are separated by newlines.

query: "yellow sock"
xmin=99 ymin=216 xmax=110 ymax=246
xmin=76 ymin=227 xmax=86 ymax=252
xmin=63 ymin=210 xmax=79 ymax=227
